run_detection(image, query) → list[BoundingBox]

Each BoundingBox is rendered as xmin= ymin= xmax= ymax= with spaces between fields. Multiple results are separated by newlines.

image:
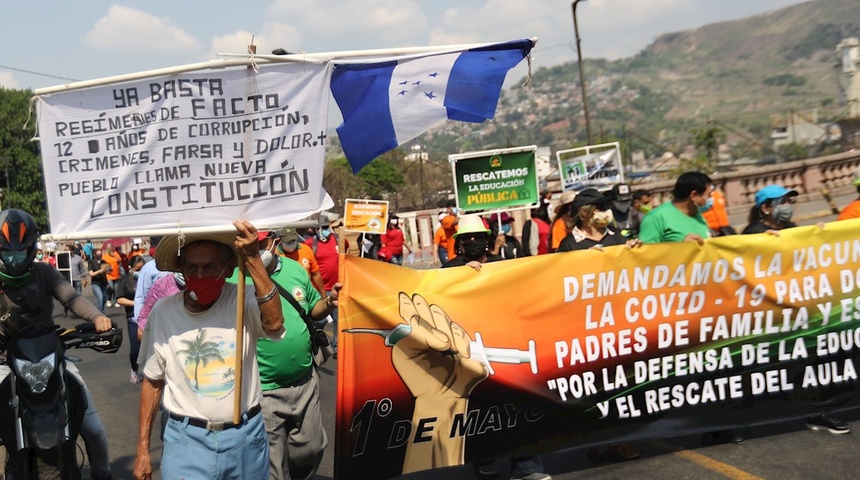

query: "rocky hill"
xmin=409 ymin=0 xmax=860 ymax=161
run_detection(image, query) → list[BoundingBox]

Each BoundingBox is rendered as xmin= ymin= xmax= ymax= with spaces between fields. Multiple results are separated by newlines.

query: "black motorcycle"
xmin=0 ymin=321 xmax=122 ymax=480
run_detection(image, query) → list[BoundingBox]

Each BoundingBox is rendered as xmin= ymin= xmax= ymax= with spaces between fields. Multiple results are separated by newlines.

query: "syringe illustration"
xmin=344 ymin=325 xmax=538 ymax=375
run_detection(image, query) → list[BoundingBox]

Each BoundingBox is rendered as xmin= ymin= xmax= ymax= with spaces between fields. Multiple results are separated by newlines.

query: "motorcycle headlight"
xmin=13 ymin=352 xmax=56 ymax=394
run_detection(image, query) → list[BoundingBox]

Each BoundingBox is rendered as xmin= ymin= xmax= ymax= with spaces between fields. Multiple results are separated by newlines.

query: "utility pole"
xmin=572 ymin=0 xmax=593 ymax=146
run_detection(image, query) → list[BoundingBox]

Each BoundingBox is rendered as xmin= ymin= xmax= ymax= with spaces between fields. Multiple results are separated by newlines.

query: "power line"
xmin=0 ymin=63 xmax=79 ymax=82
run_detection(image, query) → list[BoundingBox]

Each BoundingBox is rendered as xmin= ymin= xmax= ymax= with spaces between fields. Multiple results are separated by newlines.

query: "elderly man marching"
xmin=134 ymin=220 xmax=285 ymax=480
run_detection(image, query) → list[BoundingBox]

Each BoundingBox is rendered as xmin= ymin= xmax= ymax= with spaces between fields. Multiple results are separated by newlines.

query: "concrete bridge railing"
xmin=639 ymin=150 xmax=860 ymax=216
xmin=351 ymin=150 xmax=860 ymax=263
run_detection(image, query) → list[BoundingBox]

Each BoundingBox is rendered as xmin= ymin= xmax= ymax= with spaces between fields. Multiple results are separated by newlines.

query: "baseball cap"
xmin=570 ymin=188 xmax=610 ymax=214
xmin=754 ymin=185 xmax=798 ymax=207
xmin=256 ymin=230 xmax=274 ymax=242
xmin=488 ymin=212 xmax=513 ymax=224
xmin=611 ymin=183 xmax=633 ymax=201
xmin=278 ymin=227 xmax=299 ymax=243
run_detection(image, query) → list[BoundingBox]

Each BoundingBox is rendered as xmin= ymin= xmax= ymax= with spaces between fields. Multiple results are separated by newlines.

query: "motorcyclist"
xmin=0 ymin=209 xmax=113 ymax=480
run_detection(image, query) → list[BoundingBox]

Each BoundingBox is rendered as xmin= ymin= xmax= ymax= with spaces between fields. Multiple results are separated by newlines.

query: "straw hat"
xmin=554 ymin=190 xmax=578 ymax=216
xmin=155 ymin=231 xmax=237 ymax=273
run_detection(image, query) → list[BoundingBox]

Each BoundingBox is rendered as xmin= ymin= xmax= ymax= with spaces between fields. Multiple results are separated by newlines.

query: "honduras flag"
xmin=331 ymin=39 xmax=534 ymax=172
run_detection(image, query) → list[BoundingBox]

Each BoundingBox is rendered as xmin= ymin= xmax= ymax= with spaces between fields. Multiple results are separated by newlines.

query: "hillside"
xmin=411 ymin=0 xmax=860 ymax=161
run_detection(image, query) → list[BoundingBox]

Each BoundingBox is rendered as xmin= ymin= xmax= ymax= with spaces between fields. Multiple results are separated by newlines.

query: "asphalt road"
xmin=26 ymin=188 xmax=860 ymax=479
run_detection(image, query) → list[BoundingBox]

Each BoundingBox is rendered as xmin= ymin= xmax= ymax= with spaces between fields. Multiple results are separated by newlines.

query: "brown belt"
xmin=168 ymin=404 xmax=261 ymax=431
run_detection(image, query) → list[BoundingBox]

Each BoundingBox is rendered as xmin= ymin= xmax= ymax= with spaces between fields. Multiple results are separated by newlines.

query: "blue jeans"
xmin=91 ymin=283 xmax=107 ymax=313
xmin=127 ymin=319 xmax=141 ymax=371
xmin=106 ymin=278 xmax=117 ymax=304
xmin=438 ymin=246 xmax=449 ymax=264
xmin=161 ymin=412 xmax=268 ymax=479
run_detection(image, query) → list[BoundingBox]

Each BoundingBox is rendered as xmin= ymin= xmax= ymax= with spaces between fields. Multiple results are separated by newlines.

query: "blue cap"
xmin=755 ymin=185 xmax=797 ymax=207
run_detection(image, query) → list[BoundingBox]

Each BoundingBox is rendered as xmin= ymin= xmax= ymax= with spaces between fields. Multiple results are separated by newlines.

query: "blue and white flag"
xmin=331 ymin=39 xmax=534 ymax=172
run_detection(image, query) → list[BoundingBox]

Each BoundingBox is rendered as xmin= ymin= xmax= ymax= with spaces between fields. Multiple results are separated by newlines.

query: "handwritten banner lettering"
xmin=36 ymin=63 xmax=333 ymax=236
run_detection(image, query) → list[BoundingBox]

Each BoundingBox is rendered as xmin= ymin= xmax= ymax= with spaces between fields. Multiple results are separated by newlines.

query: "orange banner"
xmin=336 ymin=220 xmax=860 ymax=479
xmin=344 ymin=199 xmax=388 ymax=234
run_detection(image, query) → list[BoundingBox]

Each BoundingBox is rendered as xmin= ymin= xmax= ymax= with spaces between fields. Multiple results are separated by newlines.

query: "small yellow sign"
xmin=344 ymin=199 xmax=389 ymax=234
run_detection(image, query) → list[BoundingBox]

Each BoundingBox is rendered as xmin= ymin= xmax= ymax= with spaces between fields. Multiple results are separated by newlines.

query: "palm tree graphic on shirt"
xmin=177 ymin=329 xmax=226 ymax=391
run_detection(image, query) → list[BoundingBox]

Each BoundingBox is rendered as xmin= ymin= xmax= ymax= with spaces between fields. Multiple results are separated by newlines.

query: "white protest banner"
xmin=556 ymin=142 xmax=624 ymax=191
xmin=36 ymin=62 xmax=333 ymax=237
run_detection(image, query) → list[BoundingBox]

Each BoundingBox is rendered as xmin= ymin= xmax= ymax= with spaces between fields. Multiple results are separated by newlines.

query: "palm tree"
xmin=222 ymin=367 xmax=235 ymax=381
xmin=177 ymin=329 xmax=225 ymax=390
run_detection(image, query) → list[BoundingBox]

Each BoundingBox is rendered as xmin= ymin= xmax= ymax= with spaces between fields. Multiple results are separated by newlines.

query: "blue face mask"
xmin=697 ymin=197 xmax=714 ymax=214
xmin=319 ymin=228 xmax=331 ymax=241
xmin=501 ymin=224 xmax=512 ymax=235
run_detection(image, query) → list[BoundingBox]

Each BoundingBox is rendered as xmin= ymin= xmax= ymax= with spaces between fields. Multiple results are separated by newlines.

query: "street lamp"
xmin=572 ymin=0 xmax=593 ymax=145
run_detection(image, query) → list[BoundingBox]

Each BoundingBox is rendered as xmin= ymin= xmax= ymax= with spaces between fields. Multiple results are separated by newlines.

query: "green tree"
xmin=322 ymin=150 xmax=408 ymax=209
xmin=177 ymin=329 xmax=225 ymax=390
xmin=692 ymin=124 xmax=724 ymax=172
xmin=0 ymin=88 xmax=46 ymax=229
xmin=777 ymin=142 xmax=808 ymax=161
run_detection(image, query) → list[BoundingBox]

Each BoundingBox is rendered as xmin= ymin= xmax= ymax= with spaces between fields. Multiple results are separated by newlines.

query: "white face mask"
xmin=259 ymin=241 xmax=278 ymax=268
xmin=590 ymin=209 xmax=614 ymax=228
xmin=259 ymin=250 xmax=274 ymax=267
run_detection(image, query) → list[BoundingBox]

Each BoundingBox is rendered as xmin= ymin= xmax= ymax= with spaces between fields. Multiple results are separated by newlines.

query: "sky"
xmin=0 ymin=0 xmax=812 ymax=92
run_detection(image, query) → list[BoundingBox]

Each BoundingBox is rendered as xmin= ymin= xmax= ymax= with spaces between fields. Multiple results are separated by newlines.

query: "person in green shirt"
xmin=228 ymin=228 xmax=342 ymax=480
xmin=638 ymin=171 xmax=714 ymax=245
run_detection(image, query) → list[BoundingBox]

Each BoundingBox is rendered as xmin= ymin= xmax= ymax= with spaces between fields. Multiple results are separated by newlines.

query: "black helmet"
xmin=0 ymin=209 xmax=40 ymax=280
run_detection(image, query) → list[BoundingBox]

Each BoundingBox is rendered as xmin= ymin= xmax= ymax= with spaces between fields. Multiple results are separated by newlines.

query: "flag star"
xmin=398 ymin=90 xmax=407 ymax=95
xmin=428 ymin=72 xmax=438 ymax=77
xmin=413 ymin=80 xmax=421 ymax=86
xmin=424 ymin=91 xmax=436 ymax=99
xmin=399 ymin=80 xmax=408 ymax=85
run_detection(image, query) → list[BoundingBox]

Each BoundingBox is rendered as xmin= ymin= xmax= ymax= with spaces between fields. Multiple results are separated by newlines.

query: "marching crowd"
xmin=0 ymin=167 xmax=859 ymax=479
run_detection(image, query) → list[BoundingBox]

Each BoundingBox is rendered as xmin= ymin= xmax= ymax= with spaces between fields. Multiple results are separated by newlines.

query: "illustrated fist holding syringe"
xmin=345 ymin=292 xmax=538 ymax=473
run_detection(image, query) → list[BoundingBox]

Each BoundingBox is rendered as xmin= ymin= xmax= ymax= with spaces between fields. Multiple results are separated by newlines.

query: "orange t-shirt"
xmin=838 ymin=199 xmax=860 ymax=221
xmin=440 ymin=214 xmax=458 ymax=260
xmin=702 ymin=189 xmax=730 ymax=230
xmin=102 ymin=252 xmax=121 ymax=280
xmin=433 ymin=226 xmax=447 ymax=250
xmin=278 ymin=243 xmax=320 ymax=277
xmin=550 ymin=218 xmax=570 ymax=251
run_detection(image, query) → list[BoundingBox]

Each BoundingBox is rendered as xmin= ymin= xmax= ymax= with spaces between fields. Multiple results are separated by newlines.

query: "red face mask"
xmin=185 ymin=273 xmax=226 ymax=308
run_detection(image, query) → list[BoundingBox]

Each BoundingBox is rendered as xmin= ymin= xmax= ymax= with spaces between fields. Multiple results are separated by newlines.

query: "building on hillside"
xmin=836 ymin=37 xmax=860 ymax=149
xmin=770 ymin=110 xmax=838 ymax=148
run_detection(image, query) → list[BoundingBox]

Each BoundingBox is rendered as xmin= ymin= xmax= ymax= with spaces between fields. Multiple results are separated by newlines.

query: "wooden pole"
xmin=233 ymin=259 xmax=246 ymax=424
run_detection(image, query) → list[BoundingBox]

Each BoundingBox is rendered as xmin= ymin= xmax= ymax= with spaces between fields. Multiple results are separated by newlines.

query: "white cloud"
xmin=267 ymin=0 xmax=427 ymax=50
xmin=0 ymin=71 xmax=19 ymax=89
xmin=84 ymin=5 xmax=202 ymax=55
xmin=203 ymin=22 xmax=304 ymax=59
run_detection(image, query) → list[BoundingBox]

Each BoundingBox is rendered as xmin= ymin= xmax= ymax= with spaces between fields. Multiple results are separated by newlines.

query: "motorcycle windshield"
xmin=22 ymin=405 xmax=67 ymax=449
xmin=8 ymin=325 xmax=61 ymax=363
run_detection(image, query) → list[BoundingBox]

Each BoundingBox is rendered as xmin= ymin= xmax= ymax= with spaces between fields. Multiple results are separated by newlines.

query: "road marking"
xmin=651 ymin=440 xmax=765 ymax=480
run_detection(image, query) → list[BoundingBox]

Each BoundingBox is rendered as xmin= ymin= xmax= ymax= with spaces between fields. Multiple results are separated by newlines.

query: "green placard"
xmin=454 ymin=150 xmax=538 ymax=212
